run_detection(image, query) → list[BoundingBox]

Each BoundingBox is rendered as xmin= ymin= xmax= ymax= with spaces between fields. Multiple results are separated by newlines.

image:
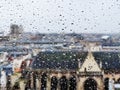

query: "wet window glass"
xmin=0 ymin=0 xmax=120 ymax=90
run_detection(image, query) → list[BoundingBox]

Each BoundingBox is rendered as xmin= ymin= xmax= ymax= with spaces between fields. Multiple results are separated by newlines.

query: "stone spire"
xmin=78 ymin=59 xmax=81 ymax=69
xmin=99 ymin=60 xmax=102 ymax=69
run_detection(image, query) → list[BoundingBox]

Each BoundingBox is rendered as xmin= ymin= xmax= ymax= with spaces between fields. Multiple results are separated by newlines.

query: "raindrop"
xmin=49 ymin=21 xmax=51 ymax=23
xmin=81 ymin=11 xmax=84 ymax=13
xmin=84 ymin=28 xmax=87 ymax=30
xmin=71 ymin=23 xmax=74 ymax=25
xmin=59 ymin=14 xmax=62 ymax=16
xmin=69 ymin=3 xmax=71 ymax=5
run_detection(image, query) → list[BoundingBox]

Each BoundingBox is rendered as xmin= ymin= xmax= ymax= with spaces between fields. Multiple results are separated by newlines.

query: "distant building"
xmin=81 ymin=40 xmax=102 ymax=52
xmin=9 ymin=24 xmax=24 ymax=41
xmin=12 ymin=53 xmax=32 ymax=73
xmin=0 ymin=70 xmax=7 ymax=89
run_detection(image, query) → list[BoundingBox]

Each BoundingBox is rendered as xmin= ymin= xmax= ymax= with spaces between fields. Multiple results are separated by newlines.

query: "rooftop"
xmin=31 ymin=51 xmax=120 ymax=73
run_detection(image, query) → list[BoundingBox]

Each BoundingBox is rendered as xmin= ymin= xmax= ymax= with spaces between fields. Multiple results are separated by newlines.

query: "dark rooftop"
xmin=31 ymin=51 xmax=120 ymax=72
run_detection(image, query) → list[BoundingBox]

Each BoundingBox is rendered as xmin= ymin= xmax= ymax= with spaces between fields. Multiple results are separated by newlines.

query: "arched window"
xmin=59 ymin=76 xmax=68 ymax=90
xmin=41 ymin=72 xmax=47 ymax=90
xmin=84 ymin=78 xmax=97 ymax=90
xmin=104 ymin=78 xmax=109 ymax=90
xmin=69 ymin=75 xmax=77 ymax=90
xmin=51 ymin=76 xmax=58 ymax=90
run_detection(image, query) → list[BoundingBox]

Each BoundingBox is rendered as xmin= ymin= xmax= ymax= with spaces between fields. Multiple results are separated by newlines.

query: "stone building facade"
xmin=24 ymin=51 xmax=120 ymax=90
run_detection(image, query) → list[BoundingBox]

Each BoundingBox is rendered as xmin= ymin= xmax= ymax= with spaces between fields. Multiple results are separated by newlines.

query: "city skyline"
xmin=0 ymin=0 xmax=120 ymax=34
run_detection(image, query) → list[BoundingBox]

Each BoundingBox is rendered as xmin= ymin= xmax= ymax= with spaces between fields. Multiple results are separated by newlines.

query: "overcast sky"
xmin=0 ymin=0 xmax=120 ymax=34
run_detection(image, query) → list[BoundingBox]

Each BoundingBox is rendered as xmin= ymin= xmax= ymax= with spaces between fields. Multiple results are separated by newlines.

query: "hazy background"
xmin=0 ymin=0 xmax=120 ymax=34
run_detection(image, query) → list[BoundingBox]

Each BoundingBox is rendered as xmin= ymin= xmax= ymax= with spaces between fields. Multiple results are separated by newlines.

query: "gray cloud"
xmin=0 ymin=0 xmax=120 ymax=33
